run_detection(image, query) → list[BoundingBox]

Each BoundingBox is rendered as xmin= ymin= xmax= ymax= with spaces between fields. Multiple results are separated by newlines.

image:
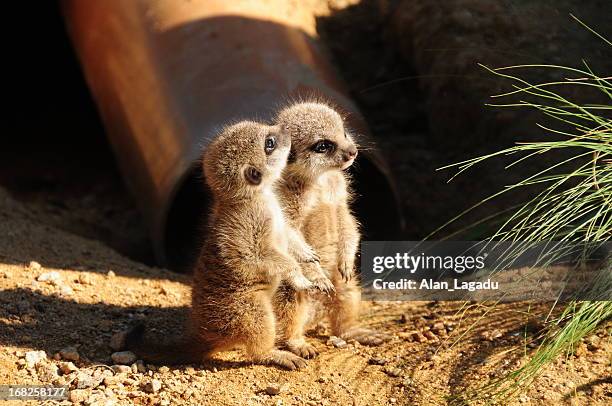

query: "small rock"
xmin=327 ymin=336 xmax=347 ymax=349
xmin=36 ymin=363 xmax=59 ymax=382
xmin=107 ymin=270 xmax=116 ymax=278
xmin=432 ymin=322 xmax=445 ymax=331
xmin=398 ymin=314 xmax=407 ymax=324
xmin=368 ymin=357 xmax=388 ymax=366
xmin=77 ymin=274 xmax=93 ymax=285
xmin=111 ymin=351 xmax=137 ymax=365
xmin=29 ymin=261 xmax=42 ymax=270
xmin=423 ymin=330 xmax=438 ymax=341
xmin=59 ymin=285 xmax=74 ymax=296
xmin=158 ymin=366 xmax=170 ymax=373
xmin=75 ymin=371 xmax=103 ymax=389
xmin=481 ymin=330 xmax=503 ymax=342
xmin=265 ymin=383 xmax=288 ymax=396
xmin=59 ymin=361 xmax=78 ymax=375
xmin=24 ymin=350 xmax=47 ymax=368
xmin=384 ymin=366 xmax=402 ymax=377
xmin=111 ymin=365 xmax=132 ymax=374
xmin=69 ymin=389 xmax=88 ymax=404
xmin=60 ymin=346 xmax=80 ymax=362
xmin=390 ymin=398 xmax=397 ymax=404
xmin=143 ymin=379 xmax=162 ymax=393
xmin=109 ymin=331 xmax=128 ymax=351
xmin=37 ymin=271 xmax=62 ymax=285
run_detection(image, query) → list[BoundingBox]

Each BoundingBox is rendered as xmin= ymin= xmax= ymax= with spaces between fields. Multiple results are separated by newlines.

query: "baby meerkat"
xmin=273 ymin=101 xmax=389 ymax=354
xmin=127 ymin=121 xmax=331 ymax=369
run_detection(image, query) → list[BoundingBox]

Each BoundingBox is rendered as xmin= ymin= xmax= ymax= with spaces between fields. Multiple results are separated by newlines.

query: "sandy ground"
xmin=1 ymin=1 xmax=611 ymax=405
xmin=0 ymin=187 xmax=610 ymax=405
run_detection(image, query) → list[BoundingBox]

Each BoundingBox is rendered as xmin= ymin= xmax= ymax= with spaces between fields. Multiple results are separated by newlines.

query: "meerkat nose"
xmin=343 ymin=146 xmax=358 ymax=161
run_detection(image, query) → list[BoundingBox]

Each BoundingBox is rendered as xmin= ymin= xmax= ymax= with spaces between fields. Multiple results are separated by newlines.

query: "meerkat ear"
xmin=244 ymin=165 xmax=262 ymax=185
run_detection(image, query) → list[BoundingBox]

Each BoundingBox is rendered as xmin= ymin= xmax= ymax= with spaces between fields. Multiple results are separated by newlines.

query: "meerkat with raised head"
xmin=126 ymin=120 xmax=332 ymax=369
xmin=273 ymin=101 xmax=389 ymax=356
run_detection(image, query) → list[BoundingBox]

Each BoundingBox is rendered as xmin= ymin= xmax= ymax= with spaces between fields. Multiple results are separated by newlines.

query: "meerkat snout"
xmin=340 ymin=143 xmax=358 ymax=169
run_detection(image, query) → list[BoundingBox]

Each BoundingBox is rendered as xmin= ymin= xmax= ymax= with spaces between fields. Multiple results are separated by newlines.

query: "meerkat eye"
xmin=312 ymin=140 xmax=335 ymax=153
xmin=244 ymin=166 xmax=262 ymax=185
xmin=264 ymin=136 xmax=276 ymax=155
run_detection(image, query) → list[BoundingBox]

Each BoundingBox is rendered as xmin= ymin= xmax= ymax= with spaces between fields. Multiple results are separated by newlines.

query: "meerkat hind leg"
xmin=244 ymin=294 xmax=308 ymax=370
xmin=275 ymin=288 xmax=318 ymax=359
xmin=329 ymin=278 xmax=391 ymax=346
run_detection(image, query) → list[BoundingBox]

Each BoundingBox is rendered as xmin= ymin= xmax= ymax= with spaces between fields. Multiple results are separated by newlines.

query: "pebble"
xmin=69 ymin=389 xmax=88 ymax=404
xmin=481 ymin=330 xmax=503 ymax=341
xmin=368 ymin=357 xmax=388 ymax=366
xmin=75 ymin=371 xmax=103 ymax=389
xmin=111 ymin=364 xmax=132 ymax=374
xmin=59 ymin=361 xmax=78 ymax=375
xmin=36 ymin=363 xmax=59 ymax=382
xmin=59 ymin=285 xmax=74 ymax=296
xmin=143 ymin=379 xmax=162 ymax=393
xmin=29 ymin=261 xmax=42 ymax=270
xmin=111 ymin=351 xmax=137 ymax=365
xmin=158 ymin=366 xmax=170 ymax=373
xmin=60 ymin=346 xmax=80 ymax=362
xmin=327 ymin=336 xmax=348 ymax=349
xmin=77 ymin=273 xmax=93 ymax=285
xmin=107 ymin=270 xmax=116 ymax=278
xmin=24 ymin=350 xmax=46 ymax=368
xmin=265 ymin=383 xmax=288 ymax=396
xmin=36 ymin=271 xmax=62 ymax=285
xmin=384 ymin=366 xmax=402 ymax=377
xmin=109 ymin=331 xmax=128 ymax=351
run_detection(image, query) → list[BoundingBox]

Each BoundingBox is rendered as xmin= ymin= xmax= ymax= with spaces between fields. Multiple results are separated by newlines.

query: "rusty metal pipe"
xmin=62 ymin=0 xmax=403 ymax=270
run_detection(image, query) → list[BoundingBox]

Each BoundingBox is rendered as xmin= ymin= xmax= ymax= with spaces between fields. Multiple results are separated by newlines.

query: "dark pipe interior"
xmin=164 ymin=154 xmax=402 ymax=272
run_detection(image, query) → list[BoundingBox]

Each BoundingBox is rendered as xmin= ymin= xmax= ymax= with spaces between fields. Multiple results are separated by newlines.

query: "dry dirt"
xmin=2 ymin=1 xmax=611 ymax=405
xmin=1 ymin=187 xmax=610 ymax=405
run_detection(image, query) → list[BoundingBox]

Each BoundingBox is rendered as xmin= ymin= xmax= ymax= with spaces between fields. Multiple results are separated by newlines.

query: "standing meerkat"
xmin=127 ymin=120 xmax=331 ymax=369
xmin=273 ymin=101 xmax=389 ymax=356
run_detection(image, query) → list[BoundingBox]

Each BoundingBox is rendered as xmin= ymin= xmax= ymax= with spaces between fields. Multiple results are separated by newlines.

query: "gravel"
xmin=111 ymin=351 xmax=137 ymax=365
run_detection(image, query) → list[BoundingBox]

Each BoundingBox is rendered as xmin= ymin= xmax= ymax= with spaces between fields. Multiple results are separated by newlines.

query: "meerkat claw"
xmin=311 ymin=277 xmax=335 ymax=294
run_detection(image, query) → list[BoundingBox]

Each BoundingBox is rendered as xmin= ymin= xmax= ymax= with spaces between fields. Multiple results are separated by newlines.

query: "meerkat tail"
xmin=124 ymin=323 xmax=208 ymax=365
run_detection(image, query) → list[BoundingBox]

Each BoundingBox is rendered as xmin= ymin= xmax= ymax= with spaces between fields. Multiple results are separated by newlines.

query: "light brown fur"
xmin=127 ymin=121 xmax=330 ymax=369
xmin=273 ymin=102 xmax=389 ymax=355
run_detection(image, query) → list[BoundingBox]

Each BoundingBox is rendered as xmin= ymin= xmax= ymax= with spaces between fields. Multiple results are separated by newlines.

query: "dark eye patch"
xmin=312 ymin=140 xmax=336 ymax=154
xmin=244 ymin=166 xmax=262 ymax=185
xmin=264 ymin=136 xmax=276 ymax=155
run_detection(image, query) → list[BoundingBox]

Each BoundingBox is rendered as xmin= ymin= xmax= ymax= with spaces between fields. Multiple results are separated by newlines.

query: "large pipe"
xmin=62 ymin=0 xmax=403 ymax=271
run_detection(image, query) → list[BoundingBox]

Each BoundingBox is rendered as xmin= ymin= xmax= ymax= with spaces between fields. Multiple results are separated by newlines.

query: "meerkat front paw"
xmin=310 ymin=275 xmax=335 ymax=294
xmin=337 ymin=258 xmax=354 ymax=282
xmin=293 ymin=245 xmax=320 ymax=264
xmin=300 ymin=262 xmax=334 ymax=293
xmin=288 ymin=272 xmax=314 ymax=291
